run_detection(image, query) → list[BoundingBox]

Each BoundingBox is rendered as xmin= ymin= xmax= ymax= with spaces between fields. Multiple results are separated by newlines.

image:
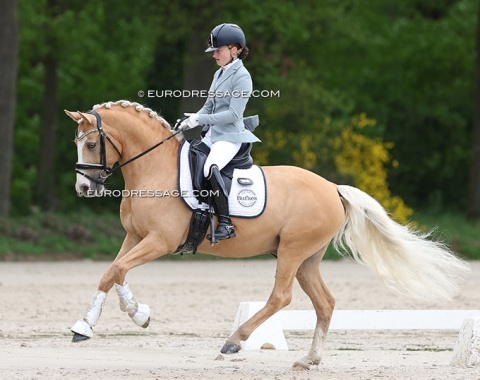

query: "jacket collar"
xmin=215 ymin=59 xmax=243 ymax=89
xmin=222 ymin=58 xmax=241 ymax=73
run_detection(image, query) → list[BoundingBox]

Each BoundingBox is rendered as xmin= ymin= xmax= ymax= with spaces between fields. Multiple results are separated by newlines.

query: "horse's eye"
xmin=86 ymin=142 xmax=97 ymax=150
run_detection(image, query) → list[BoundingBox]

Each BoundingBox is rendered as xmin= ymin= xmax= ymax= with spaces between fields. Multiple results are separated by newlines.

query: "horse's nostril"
xmin=80 ymin=184 xmax=89 ymax=192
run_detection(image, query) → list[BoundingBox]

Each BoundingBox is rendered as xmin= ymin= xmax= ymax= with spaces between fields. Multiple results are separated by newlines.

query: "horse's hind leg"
xmin=292 ymin=247 xmax=335 ymax=370
xmin=221 ymin=246 xmax=305 ymax=354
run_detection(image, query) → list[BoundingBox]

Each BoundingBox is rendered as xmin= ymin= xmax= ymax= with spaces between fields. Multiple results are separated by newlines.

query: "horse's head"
xmin=65 ymin=110 xmax=122 ymax=197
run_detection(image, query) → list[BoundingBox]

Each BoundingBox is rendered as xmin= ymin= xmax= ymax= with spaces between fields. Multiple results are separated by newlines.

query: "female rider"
xmin=179 ymin=23 xmax=260 ymax=242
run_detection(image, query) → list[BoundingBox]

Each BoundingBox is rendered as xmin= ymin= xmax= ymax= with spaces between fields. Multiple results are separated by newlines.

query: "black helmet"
xmin=205 ymin=23 xmax=246 ymax=52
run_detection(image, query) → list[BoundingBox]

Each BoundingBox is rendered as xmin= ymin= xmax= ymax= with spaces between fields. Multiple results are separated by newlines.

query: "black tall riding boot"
xmin=206 ymin=165 xmax=236 ymax=242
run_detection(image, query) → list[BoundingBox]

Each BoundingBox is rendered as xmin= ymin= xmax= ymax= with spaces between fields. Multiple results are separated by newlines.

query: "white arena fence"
xmin=230 ymin=302 xmax=480 ymax=366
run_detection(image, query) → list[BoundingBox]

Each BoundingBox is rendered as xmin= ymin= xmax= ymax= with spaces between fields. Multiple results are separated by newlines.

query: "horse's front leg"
xmin=71 ymin=234 xmax=172 ymax=342
xmin=108 ymin=234 xmax=173 ymax=328
xmin=71 ymin=289 xmax=108 ymax=341
xmin=114 ymin=279 xmax=151 ymax=328
xmin=71 ymin=233 xmax=140 ymax=342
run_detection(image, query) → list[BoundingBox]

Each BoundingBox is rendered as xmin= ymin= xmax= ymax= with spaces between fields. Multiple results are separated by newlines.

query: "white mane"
xmin=92 ymin=100 xmax=173 ymax=131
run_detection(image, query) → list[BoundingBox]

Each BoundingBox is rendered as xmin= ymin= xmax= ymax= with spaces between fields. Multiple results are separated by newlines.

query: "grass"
xmin=0 ymin=209 xmax=479 ymax=260
xmin=0 ymin=211 xmax=125 ymax=260
xmin=413 ymin=210 xmax=480 ymax=260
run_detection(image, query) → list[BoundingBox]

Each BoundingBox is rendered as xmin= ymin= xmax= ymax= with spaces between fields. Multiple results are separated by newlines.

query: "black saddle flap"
xmin=189 ymin=140 xmax=210 ymax=198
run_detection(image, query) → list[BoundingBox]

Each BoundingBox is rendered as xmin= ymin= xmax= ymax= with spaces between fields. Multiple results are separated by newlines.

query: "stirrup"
xmin=207 ymin=223 xmax=236 ymax=243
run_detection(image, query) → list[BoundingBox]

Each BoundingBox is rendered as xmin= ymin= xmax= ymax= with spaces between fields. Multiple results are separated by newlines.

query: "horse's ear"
xmin=77 ymin=111 xmax=97 ymax=127
xmin=64 ymin=110 xmax=82 ymax=123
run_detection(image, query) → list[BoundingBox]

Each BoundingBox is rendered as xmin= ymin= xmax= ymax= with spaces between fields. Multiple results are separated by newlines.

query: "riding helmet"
xmin=205 ymin=23 xmax=246 ymax=52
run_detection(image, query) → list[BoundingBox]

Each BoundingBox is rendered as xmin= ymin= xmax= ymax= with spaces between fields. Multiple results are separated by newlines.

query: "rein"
xmin=75 ymin=110 xmax=182 ymax=185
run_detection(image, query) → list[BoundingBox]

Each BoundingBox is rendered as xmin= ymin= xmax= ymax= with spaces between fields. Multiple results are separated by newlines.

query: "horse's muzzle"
xmin=75 ymin=176 xmax=105 ymax=198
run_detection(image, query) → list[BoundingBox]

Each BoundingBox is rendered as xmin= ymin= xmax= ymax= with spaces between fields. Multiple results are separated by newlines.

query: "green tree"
xmin=316 ymin=0 xmax=476 ymax=209
xmin=468 ymin=0 xmax=480 ymax=220
xmin=0 ymin=0 xmax=18 ymax=217
xmin=14 ymin=0 xmax=159 ymax=214
xmin=12 ymin=0 xmax=477 ymax=217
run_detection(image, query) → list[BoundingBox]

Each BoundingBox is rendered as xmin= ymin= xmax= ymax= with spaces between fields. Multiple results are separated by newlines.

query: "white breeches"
xmin=202 ymin=134 xmax=241 ymax=177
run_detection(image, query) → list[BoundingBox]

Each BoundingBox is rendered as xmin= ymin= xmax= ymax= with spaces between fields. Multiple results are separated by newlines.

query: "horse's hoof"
xmin=72 ymin=333 xmax=90 ymax=343
xmin=220 ymin=341 xmax=241 ymax=354
xmin=291 ymin=357 xmax=319 ymax=371
xmin=291 ymin=361 xmax=309 ymax=371
xmin=141 ymin=317 xmax=150 ymax=329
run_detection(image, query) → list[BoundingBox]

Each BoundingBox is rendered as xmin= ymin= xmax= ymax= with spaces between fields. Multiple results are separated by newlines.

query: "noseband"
xmin=75 ymin=110 xmax=181 ymax=185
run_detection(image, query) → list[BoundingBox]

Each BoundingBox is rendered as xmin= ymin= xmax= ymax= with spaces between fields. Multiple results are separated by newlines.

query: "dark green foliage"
xmin=8 ymin=0 xmax=479 ymax=218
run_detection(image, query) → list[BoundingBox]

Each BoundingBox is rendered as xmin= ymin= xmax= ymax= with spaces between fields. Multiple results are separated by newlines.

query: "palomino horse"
xmin=65 ymin=100 xmax=469 ymax=370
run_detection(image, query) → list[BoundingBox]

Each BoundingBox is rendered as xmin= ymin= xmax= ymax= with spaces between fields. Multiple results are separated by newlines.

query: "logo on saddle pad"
xmin=237 ymin=189 xmax=257 ymax=207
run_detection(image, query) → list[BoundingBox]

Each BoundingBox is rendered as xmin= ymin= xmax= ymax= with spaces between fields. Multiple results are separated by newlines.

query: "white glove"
xmin=178 ymin=113 xmax=200 ymax=131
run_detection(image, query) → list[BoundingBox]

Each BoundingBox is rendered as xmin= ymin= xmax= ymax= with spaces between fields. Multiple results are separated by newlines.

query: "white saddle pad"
xmin=178 ymin=141 xmax=267 ymax=218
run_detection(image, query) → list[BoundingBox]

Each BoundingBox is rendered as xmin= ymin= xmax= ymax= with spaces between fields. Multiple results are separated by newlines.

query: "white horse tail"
xmin=334 ymin=185 xmax=470 ymax=302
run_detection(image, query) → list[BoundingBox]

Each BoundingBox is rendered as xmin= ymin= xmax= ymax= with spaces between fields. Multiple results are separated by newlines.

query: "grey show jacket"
xmin=197 ymin=59 xmax=260 ymax=143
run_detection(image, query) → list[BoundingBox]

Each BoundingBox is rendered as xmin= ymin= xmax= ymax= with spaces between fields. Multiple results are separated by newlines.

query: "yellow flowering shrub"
xmin=253 ymin=113 xmax=413 ymax=224
xmin=332 ymin=114 xmax=413 ymax=223
xmin=292 ymin=134 xmax=318 ymax=170
xmin=254 ymin=128 xmax=325 ymax=170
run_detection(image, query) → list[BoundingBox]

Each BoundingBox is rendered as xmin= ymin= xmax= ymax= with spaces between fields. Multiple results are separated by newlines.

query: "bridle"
xmin=75 ymin=110 xmax=182 ymax=185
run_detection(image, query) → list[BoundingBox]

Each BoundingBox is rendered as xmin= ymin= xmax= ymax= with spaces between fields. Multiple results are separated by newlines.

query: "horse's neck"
xmin=121 ymin=142 xmax=179 ymax=191
xmin=113 ymin=112 xmax=180 ymax=191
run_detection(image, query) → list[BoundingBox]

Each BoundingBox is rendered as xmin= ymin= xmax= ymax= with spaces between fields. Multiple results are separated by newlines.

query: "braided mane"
xmin=92 ymin=100 xmax=172 ymax=130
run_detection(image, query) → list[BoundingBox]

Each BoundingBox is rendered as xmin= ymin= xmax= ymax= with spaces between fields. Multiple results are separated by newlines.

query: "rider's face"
xmin=212 ymin=45 xmax=237 ymax=67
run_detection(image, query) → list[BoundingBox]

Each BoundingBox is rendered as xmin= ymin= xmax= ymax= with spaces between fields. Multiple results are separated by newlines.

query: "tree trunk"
xmin=467 ymin=1 xmax=480 ymax=220
xmin=180 ymin=21 xmax=214 ymax=114
xmin=37 ymin=53 xmax=58 ymax=210
xmin=37 ymin=0 xmax=60 ymax=211
xmin=180 ymin=4 xmax=221 ymax=140
xmin=0 ymin=0 xmax=18 ymax=217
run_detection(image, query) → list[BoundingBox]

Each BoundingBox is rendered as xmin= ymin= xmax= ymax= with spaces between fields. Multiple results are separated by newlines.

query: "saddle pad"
xmin=178 ymin=141 xmax=267 ymax=218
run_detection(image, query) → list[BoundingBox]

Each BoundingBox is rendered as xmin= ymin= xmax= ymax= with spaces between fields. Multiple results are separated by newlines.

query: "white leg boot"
xmin=71 ymin=290 xmax=107 ymax=341
xmin=115 ymin=281 xmax=150 ymax=328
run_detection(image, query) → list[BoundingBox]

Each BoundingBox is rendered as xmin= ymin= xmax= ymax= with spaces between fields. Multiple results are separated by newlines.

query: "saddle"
xmin=188 ymin=140 xmax=253 ymax=204
xmin=174 ymin=139 xmax=254 ymax=255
